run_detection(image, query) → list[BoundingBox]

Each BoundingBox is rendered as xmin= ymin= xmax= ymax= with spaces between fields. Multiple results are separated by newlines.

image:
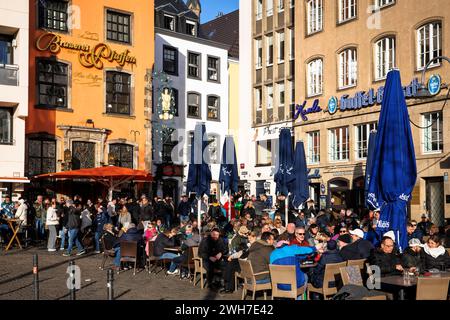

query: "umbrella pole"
xmin=197 ymin=197 xmax=201 ymax=234
xmin=228 ymin=191 xmax=231 ymax=222
xmin=285 ymin=195 xmax=289 ymax=226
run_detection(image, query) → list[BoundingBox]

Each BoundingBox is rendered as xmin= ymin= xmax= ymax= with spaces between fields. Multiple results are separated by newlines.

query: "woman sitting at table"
xmin=422 ymin=235 xmax=450 ymax=271
xmin=153 ymin=228 xmax=179 ymax=274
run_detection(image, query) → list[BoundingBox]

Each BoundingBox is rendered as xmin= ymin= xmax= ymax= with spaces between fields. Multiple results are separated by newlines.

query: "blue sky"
xmin=200 ymin=0 xmax=239 ymax=23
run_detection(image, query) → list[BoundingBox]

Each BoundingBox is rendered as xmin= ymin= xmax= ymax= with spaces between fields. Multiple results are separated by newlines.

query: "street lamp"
xmin=416 ymin=55 xmax=450 ymax=98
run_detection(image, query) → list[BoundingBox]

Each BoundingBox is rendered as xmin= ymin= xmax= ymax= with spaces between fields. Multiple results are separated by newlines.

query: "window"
xmin=208 ymin=134 xmax=220 ymax=164
xmin=375 ymin=37 xmax=395 ymax=80
xmin=307 ymin=131 xmax=320 ymax=164
xmin=278 ymin=0 xmax=285 ymax=12
xmin=289 ymin=29 xmax=295 ymax=60
xmin=38 ymin=0 xmax=68 ymax=32
xmin=0 ymin=108 xmax=13 ymax=144
xmin=277 ymin=82 xmax=285 ymax=106
xmin=109 ymin=143 xmax=134 ymax=168
xmin=164 ymin=14 xmax=175 ymax=31
xmin=163 ymin=46 xmax=178 ymax=75
xmin=256 ymin=0 xmax=263 ymax=20
xmin=0 ymin=35 xmax=13 ymax=65
xmin=417 ymin=21 xmax=442 ymax=70
xmin=37 ymin=59 xmax=68 ymax=108
xmin=186 ymin=20 xmax=197 ymax=36
xmin=28 ymin=138 xmax=56 ymax=176
xmin=187 ymin=92 xmax=201 ymax=118
xmin=72 ymin=141 xmax=95 ymax=169
xmin=255 ymin=87 xmax=262 ymax=110
xmin=307 ymin=0 xmax=323 ymax=35
xmin=106 ymin=71 xmax=131 ymax=115
xmin=207 ymin=56 xmax=220 ymax=82
xmin=257 ymin=140 xmax=272 ymax=165
xmin=375 ymin=0 xmax=395 ymax=9
xmin=266 ymin=85 xmax=274 ymax=109
xmin=188 ymin=52 xmax=201 ymax=79
xmin=329 ymin=127 xmax=349 ymax=161
xmin=106 ymin=10 xmax=131 ymax=44
xmin=423 ymin=112 xmax=443 ymax=153
xmin=338 ymin=0 xmax=357 ymax=23
xmin=266 ymin=34 xmax=274 ymax=66
xmin=307 ymin=58 xmax=323 ymax=96
xmin=161 ymin=128 xmax=177 ymax=163
xmin=338 ymin=48 xmax=357 ymax=88
xmin=207 ymin=96 xmax=220 ymax=120
xmin=277 ymin=31 xmax=285 ymax=63
xmin=255 ymin=38 xmax=263 ymax=68
xmin=355 ymin=122 xmax=377 ymax=159
xmin=267 ymin=0 xmax=274 ymax=16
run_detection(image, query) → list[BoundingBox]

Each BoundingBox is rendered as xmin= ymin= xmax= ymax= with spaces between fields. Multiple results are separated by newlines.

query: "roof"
xmin=155 ymin=0 xmax=198 ymax=20
xmin=200 ymin=10 xmax=239 ymax=58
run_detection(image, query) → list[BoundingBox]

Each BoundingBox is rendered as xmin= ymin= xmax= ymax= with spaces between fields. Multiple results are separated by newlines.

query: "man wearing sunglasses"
xmin=290 ymin=227 xmax=310 ymax=247
xmin=406 ymin=220 xmax=423 ymax=243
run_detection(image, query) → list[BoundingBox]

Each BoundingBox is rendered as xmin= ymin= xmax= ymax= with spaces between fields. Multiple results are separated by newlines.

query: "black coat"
xmin=368 ymin=249 xmax=401 ymax=276
xmin=67 ymin=207 xmax=81 ymax=230
xmin=198 ymin=236 xmax=228 ymax=260
xmin=340 ymin=239 xmax=374 ymax=261
xmin=177 ymin=201 xmax=191 ymax=217
xmin=401 ymin=247 xmax=425 ymax=270
xmin=126 ymin=202 xmax=141 ymax=225
xmin=102 ymin=231 xmax=119 ymax=250
xmin=139 ymin=203 xmax=154 ymax=222
xmin=422 ymin=249 xmax=450 ymax=270
xmin=153 ymin=233 xmax=175 ymax=257
xmin=311 ymin=249 xmax=344 ymax=288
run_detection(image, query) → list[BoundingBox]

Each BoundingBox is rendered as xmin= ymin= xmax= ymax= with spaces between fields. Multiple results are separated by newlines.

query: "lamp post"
xmin=416 ymin=55 xmax=450 ymax=98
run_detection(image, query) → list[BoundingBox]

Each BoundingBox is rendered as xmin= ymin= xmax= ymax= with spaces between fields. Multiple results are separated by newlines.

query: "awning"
xmin=0 ymin=177 xmax=31 ymax=184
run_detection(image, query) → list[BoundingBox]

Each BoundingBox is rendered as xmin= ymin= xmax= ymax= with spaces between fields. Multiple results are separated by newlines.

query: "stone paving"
xmin=0 ymin=245 xmax=243 ymax=300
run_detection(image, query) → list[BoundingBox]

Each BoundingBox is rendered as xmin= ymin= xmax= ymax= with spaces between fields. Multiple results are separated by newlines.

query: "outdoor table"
xmin=4 ymin=218 xmax=23 ymax=252
xmin=300 ymin=262 xmax=318 ymax=269
xmin=164 ymin=247 xmax=182 ymax=253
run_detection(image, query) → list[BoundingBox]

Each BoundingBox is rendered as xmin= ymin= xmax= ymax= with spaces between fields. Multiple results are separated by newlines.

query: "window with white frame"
xmin=417 ymin=21 xmax=442 ymax=70
xmin=307 ymin=131 xmax=320 ymax=164
xmin=267 ymin=0 xmax=274 ymax=16
xmin=278 ymin=31 xmax=285 ymax=63
xmin=329 ymin=127 xmax=349 ymax=161
xmin=375 ymin=0 xmax=395 ymax=9
xmin=267 ymin=85 xmax=274 ymax=109
xmin=423 ymin=112 xmax=443 ymax=153
xmin=375 ymin=37 xmax=395 ymax=80
xmin=256 ymin=0 xmax=263 ymax=20
xmin=186 ymin=20 xmax=197 ymax=36
xmin=255 ymin=38 xmax=263 ymax=68
xmin=355 ymin=122 xmax=377 ymax=159
xmin=289 ymin=28 xmax=295 ymax=60
xmin=307 ymin=58 xmax=323 ymax=96
xmin=255 ymin=87 xmax=262 ymax=110
xmin=207 ymin=95 xmax=220 ymax=120
xmin=307 ymin=0 xmax=323 ymax=35
xmin=257 ymin=140 xmax=272 ymax=165
xmin=338 ymin=48 xmax=357 ymax=88
xmin=338 ymin=0 xmax=357 ymax=23
xmin=278 ymin=0 xmax=284 ymax=12
xmin=267 ymin=34 xmax=274 ymax=65
xmin=277 ymin=82 xmax=285 ymax=106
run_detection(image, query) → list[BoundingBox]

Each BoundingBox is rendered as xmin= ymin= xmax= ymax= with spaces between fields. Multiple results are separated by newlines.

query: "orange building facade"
xmin=26 ymin=0 xmax=154 ymax=197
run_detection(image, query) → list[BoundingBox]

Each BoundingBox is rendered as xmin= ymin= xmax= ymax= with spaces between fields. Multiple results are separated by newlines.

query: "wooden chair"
xmin=307 ymin=261 xmax=346 ymax=300
xmin=238 ymin=259 xmax=271 ymax=300
xmin=269 ymin=264 xmax=306 ymax=300
xmin=192 ymin=246 xmax=207 ymax=289
xmin=119 ymin=240 xmax=138 ymax=275
xmin=179 ymin=246 xmax=197 ymax=279
xmin=416 ymin=277 xmax=450 ymax=300
xmin=235 ymin=271 xmax=244 ymax=292
xmin=340 ymin=266 xmax=364 ymax=286
xmin=347 ymin=259 xmax=366 ymax=270
xmin=362 ymin=295 xmax=387 ymax=300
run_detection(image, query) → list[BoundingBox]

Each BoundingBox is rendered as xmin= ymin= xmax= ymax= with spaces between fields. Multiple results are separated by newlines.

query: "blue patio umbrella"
xmin=186 ymin=122 xmax=212 ymax=228
xmin=364 ymin=131 xmax=377 ymax=210
xmin=367 ymin=70 xmax=417 ymax=252
xmin=288 ymin=141 xmax=309 ymax=209
xmin=219 ymin=136 xmax=239 ymax=221
xmin=274 ymin=128 xmax=294 ymax=223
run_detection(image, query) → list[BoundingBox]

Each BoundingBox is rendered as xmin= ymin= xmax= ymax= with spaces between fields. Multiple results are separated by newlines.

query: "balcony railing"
xmin=0 ymin=64 xmax=19 ymax=86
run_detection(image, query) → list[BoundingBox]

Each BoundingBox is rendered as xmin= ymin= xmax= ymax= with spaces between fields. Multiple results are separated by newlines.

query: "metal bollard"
xmin=33 ymin=254 xmax=39 ymax=300
xmin=107 ymin=268 xmax=114 ymax=300
xmin=69 ymin=260 xmax=76 ymax=300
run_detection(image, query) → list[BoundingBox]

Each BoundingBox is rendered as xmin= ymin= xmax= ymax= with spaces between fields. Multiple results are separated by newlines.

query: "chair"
xmin=238 ymin=259 xmax=271 ymax=300
xmin=192 ymin=246 xmax=207 ymax=289
xmin=347 ymin=259 xmax=366 ymax=270
xmin=307 ymin=261 xmax=346 ymax=300
xmin=99 ymin=236 xmax=116 ymax=270
xmin=179 ymin=246 xmax=197 ymax=279
xmin=235 ymin=271 xmax=244 ymax=292
xmin=340 ymin=266 xmax=364 ymax=286
xmin=362 ymin=295 xmax=387 ymax=300
xmin=366 ymin=263 xmax=394 ymax=300
xmin=416 ymin=277 xmax=450 ymax=300
xmin=269 ymin=264 xmax=306 ymax=300
xmin=119 ymin=240 xmax=138 ymax=276
xmin=146 ymin=241 xmax=165 ymax=274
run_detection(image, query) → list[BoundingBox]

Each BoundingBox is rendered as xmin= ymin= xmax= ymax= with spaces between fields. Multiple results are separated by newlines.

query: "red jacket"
xmin=290 ymin=238 xmax=310 ymax=247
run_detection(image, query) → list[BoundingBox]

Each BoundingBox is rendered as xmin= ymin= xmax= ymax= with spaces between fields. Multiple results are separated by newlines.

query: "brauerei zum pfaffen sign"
xmin=36 ymin=32 xmax=137 ymax=70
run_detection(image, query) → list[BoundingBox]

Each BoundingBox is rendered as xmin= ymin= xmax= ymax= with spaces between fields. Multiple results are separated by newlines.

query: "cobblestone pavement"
xmin=0 ymin=245 xmax=243 ymax=300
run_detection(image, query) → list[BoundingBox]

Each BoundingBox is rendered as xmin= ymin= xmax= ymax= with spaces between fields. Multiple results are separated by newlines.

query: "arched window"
xmin=417 ymin=21 xmax=442 ymax=70
xmin=307 ymin=58 xmax=323 ymax=96
xmin=338 ymin=48 xmax=357 ymax=88
xmin=374 ymin=36 xmax=395 ymax=80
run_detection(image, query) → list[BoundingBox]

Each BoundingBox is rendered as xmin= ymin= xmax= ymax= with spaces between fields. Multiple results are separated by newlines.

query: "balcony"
xmin=0 ymin=64 xmax=19 ymax=86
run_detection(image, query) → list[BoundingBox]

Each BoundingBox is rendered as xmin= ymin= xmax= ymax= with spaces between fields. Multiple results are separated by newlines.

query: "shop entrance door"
xmin=426 ymin=177 xmax=444 ymax=227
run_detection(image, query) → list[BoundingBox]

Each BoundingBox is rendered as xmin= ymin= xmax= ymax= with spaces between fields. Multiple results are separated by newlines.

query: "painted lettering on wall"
xmin=293 ymin=99 xmax=322 ymax=121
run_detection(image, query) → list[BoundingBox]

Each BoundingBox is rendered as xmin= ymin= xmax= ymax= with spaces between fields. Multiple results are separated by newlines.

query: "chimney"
xmin=187 ymin=0 xmax=201 ymax=19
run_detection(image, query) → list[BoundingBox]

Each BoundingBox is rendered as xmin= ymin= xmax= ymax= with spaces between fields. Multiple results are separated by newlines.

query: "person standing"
xmin=34 ymin=195 xmax=46 ymax=241
xmin=46 ymin=200 xmax=59 ymax=252
xmin=93 ymin=202 xmax=109 ymax=254
xmin=139 ymin=196 xmax=154 ymax=229
xmin=177 ymin=195 xmax=191 ymax=224
xmin=63 ymin=200 xmax=85 ymax=256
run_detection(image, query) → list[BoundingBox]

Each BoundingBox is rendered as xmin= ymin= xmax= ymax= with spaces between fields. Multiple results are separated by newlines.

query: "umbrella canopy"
xmin=288 ymin=141 xmax=309 ymax=209
xmin=186 ymin=122 xmax=212 ymax=197
xmin=274 ymin=128 xmax=294 ymax=196
xmin=219 ymin=136 xmax=239 ymax=194
xmin=364 ymin=131 xmax=377 ymax=210
xmin=367 ymin=70 xmax=417 ymax=252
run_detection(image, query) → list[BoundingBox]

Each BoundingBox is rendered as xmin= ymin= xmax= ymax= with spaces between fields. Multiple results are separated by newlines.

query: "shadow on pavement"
xmin=0 ymin=277 xmax=52 ymax=297
xmin=55 ymin=280 xmax=98 ymax=300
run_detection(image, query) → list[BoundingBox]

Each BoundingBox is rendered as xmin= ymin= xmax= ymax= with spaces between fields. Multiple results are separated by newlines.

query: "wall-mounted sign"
xmin=328 ymin=96 xmax=338 ymax=115
xmin=293 ymin=99 xmax=322 ymax=121
xmin=428 ymin=75 xmax=441 ymax=96
xmin=36 ymin=32 xmax=137 ymax=70
xmin=241 ymin=171 xmax=248 ymax=176
xmin=263 ymin=182 xmax=271 ymax=190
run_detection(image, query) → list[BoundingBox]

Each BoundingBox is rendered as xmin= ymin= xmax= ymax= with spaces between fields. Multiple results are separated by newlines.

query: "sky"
xmin=199 ymin=0 xmax=239 ymax=23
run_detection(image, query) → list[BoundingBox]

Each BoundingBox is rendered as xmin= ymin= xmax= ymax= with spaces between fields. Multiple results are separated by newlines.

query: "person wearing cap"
xmin=340 ymin=228 xmax=374 ymax=260
xmin=401 ymin=238 xmax=425 ymax=273
xmin=337 ymin=233 xmax=353 ymax=260
xmin=368 ymin=236 xmax=403 ymax=276
xmin=417 ymin=213 xmax=433 ymax=236
xmin=230 ymin=226 xmax=250 ymax=253
xmin=310 ymin=240 xmax=344 ymax=294
xmin=304 ymin=198 xmax=316 ymax=220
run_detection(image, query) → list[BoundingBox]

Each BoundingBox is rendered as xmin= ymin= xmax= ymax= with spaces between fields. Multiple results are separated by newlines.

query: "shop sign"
xmin=293 ymin=99 xmax=322 ymax=121
xmin=36 ymin=32 xmax=137 ymax=70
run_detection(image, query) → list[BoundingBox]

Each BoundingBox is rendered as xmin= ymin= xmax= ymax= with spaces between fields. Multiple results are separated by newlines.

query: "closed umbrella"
xmin=367 ymin=70 xmax=417 ymax=252
xmin=219 ymin=136 xmax=239 ymax=221
xmin=364 ymin=131 xmax=377 ymax=210
xmin=288 ymin=141 xmax=309 ymax=209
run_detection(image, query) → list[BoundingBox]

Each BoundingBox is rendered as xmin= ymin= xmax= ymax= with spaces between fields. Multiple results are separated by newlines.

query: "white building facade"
xmin=0 ymin=1 xmax=29 ymax=200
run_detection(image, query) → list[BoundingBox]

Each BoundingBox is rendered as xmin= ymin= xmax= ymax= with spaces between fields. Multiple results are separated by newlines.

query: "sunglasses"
xmin=296 ymin=233 xmax=305 ymax=235
xmin=411 ymin=224 xmax=417 ymax=227
xmin=340 ymin=231 xmax=347 ymax=234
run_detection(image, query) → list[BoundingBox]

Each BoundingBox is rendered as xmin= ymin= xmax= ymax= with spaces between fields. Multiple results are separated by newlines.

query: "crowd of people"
xmin=1 ymin=192 xmax=450 ymax=299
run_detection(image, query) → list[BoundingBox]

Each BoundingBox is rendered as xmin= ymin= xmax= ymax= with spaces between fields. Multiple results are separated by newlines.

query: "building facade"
xmin=0 ymin=1 xmax=29 ymax=200
xmin=294 ymin=0 xmax=450 ymax=225
xmin=152 ymin=0 xmax=229 ymax=202
xmin=26 ymin=0 xmax=154 ymax=199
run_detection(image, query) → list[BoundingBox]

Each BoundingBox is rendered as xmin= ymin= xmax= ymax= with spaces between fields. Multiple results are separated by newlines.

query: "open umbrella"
xmin=274 ymin=128 xmax=294 ymax=224
xmin=364 ymin=131 xmax=377 ymax=210
xmin=186 ymin=122 xmax=212 ymax=229
xmin=219 ymin=135 xmax=239 ymax=221
xmin=288 ymin=141 xmax=309 ymax=209
xmin=367 ymin=69 xmax=417 ymax=252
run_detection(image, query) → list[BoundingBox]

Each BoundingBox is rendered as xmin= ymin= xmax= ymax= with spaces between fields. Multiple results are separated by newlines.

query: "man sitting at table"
xmin=340 ymin=228 xmax=374 ymax=260
xmin=153 ymin=228 xmax=179 ymax=274
xmin=401 ymin=238 xmax=425 ymax=273
xmin=290 ymin=226 xmax=310 ymax=246
xmin=369 ymin=236 xmax=403 ymax=276
xmin=199 ymin=228 xmax=228 ymax=289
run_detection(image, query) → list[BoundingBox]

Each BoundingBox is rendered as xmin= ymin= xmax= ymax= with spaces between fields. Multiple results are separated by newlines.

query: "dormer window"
xmin=164 ymin=14 xmax=175 ymax=31
xmin=186 ymin=20 xmax=197 ymax=36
